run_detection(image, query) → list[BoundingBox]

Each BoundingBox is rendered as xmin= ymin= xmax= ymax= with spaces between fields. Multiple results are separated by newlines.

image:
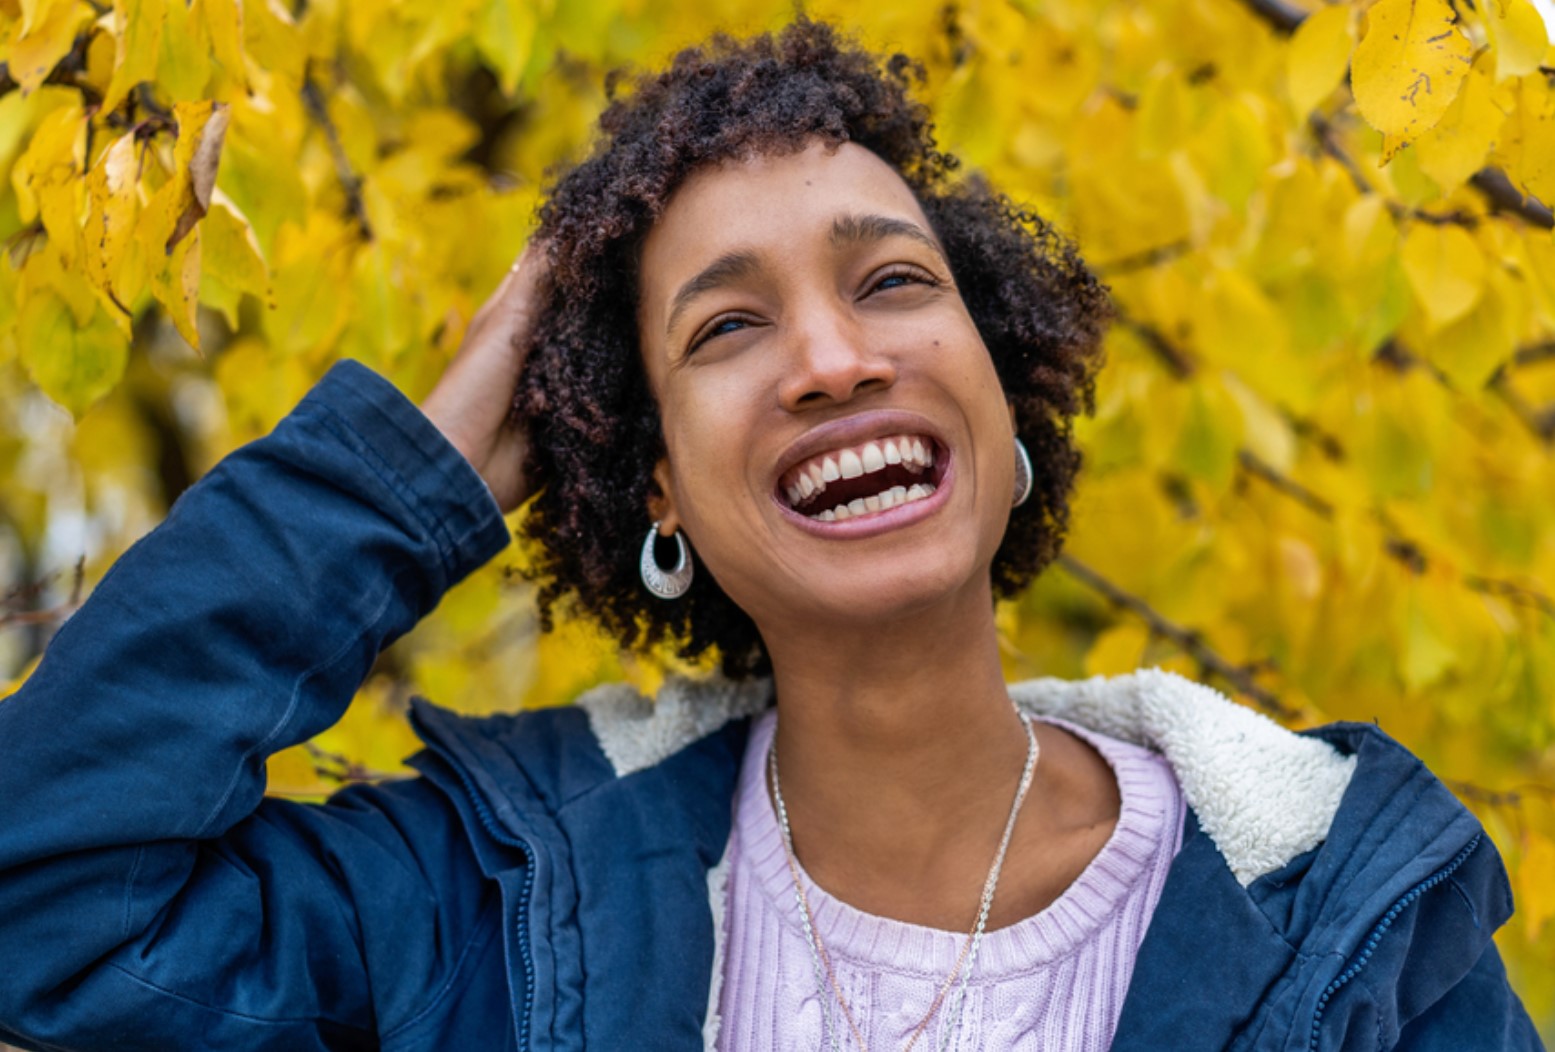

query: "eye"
xmin=865 ymin=265 xmax=939 ymax=297
xmin=689 ymin=314 xmax=753 ymax=353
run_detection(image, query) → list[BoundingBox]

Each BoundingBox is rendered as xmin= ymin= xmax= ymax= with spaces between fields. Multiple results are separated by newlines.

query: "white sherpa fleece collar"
xmin=577 ymin=667 xmax=1356 ymax=887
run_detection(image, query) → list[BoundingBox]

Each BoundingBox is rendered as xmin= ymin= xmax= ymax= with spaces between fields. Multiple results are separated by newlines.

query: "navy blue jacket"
xmin=0 ymin=362 xmax=1542 ymax=1051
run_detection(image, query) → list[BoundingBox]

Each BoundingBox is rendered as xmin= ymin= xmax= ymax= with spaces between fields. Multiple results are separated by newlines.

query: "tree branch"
xmin=1236 ymin=0 xmax=1309 ymax=34
xmin=1308 ymin=117 xmax=1550 ymax=235
xmin=1236 ymin=449 xmax=1336 ymax=517
xmin=0 ymin=557 xmax=84 ymax=632
xmin=1461 ymin=574 xmax=1555 ymax=619
xmin=302 ymin=742 xmax=397 ymax=784
xmin=1093 ymin=240 xmax=1192 ymax=276
xmin=1513 ymin=340 xmax=1555 ymax=368
xmin=1469 ymin=169 xmax=1555 ymax=231
xmin=301 ymin=73 xmax=373 ymax=239
xmin=1487 ymin=372 xmax=1555 ymax=443
xmin=1057 ymin=553 xmax=1297 ymax=717
xmin=1115 ymin=310 xmax=1196 ymax=378
xmin=0 ymin=31 xmax=102 ymax=108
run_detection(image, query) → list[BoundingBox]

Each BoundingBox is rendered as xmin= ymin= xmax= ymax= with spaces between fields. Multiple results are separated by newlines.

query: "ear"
xmin=1007 ymin=401 xmax=1019 ymax=435
xmin=647 ymin=458 xmax=682 ymax=535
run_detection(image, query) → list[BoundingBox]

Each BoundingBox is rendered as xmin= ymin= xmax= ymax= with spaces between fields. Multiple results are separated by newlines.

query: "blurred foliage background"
xmin=1 ymin=0 xmax=1553 ymax=1036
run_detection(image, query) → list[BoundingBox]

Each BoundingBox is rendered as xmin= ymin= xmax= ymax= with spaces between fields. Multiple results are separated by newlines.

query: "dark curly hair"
xmin=515 ymin=19 xmax=1110 ymax=678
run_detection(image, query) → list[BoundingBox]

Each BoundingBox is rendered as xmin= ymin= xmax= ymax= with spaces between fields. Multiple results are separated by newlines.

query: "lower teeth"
xmin=814 ymin=483 xmax=935 ymax=522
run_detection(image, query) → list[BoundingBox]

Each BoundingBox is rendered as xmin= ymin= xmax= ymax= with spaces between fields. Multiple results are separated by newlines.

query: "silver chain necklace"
xmin=768 ymin=704 xmax=1039 ymax=1052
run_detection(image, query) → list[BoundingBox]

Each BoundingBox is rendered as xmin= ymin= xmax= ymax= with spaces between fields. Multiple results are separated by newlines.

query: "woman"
xmin=0 ymin=20 xmax=1540 ymax=1052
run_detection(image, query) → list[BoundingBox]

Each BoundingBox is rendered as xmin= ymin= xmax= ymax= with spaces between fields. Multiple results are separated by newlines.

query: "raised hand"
xmin=421 ymin=243 xmax=549 ymax=513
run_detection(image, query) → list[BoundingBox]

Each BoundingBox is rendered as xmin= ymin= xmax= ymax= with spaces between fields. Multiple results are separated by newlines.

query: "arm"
xmin=0 ymin=361 xmax=509 ymax=1050
xmin=0 ymin=250 xmax=546 ymax=1050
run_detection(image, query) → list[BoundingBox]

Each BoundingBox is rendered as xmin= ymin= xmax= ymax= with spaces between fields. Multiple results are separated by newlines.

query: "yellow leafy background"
xmin=1 ymin=0 xmax=1553 ymax=1034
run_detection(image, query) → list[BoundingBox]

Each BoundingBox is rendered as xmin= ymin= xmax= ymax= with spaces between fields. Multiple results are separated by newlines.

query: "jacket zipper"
xmin=1305 ymin=834 xmax=1481 ymax=1050
xmin=445 ymin=758 xmax=538 ymax=1052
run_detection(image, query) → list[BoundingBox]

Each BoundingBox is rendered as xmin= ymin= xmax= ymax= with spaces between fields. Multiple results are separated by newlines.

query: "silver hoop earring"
xmin=1012 ymin=437 xmax=1034 ymax=508
xmin=640 ymin=522 xmax=694 ymax=600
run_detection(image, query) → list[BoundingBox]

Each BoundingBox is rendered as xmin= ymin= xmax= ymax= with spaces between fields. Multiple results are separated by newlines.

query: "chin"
xmin=792 ymin=547 xmax=993 ymax=626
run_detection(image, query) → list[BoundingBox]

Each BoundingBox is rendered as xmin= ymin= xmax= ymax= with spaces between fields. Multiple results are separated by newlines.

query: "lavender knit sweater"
xmin=714 ymin=710 xmax=1185 ymax=1051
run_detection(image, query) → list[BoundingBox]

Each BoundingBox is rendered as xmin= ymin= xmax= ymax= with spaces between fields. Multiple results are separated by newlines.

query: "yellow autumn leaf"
xmin=151 ymin=225 xmax=201 ymax=350
xmin=1084 ymin=621 xmax=1154 ymax=678
xmin=5 ymin=0 xmax=92 ymax=95
xmin=1352 ymin=0 xmax=1474 ymax=160
xmin=213 ymin=335 xmax=315 ymax=441
xmin=309 ymin=677 xmax=421 ymax=779
xmin=1224 ymin=372 xmax=1296 ymax=473
xmin=1285 ymin=4 xmax=1354 ymax=118
xmin=199 ymin=191 xmax=270 ymax=327
xmin=167 ymin=99 xmax=229 ymax=249
xmin=264 ymin=744 xmax=330 ymax=800
xmin=9 ymin=101 xmax=84 ymax=265
xmin=200 ymin=0 xmax=247 ymax=87
xmin=1413 ymin=59 xmax=1511 ymax=192
xmin=83 ymin=133 xmax=140 ymax=303
xmin=473 ymin=0 xmax=538 ymax=97
xmin=1499 ymin=74 xmax=1555 ymax=207
xmin=1400 ymin=222 xmax=1485 ymax=329
xmin=1424 ymin=264 xmax=1521 ymax=386
xmin=242 ymin=0 xmax=305 ymax=86
xmin=134 ymin=98 xmax=228 ymax=306
xmin=101 ymin=0 xmax=169 ymax=114
xmin=1484 ymin=0 xmax=1551 ymax=81
xmin=157 ymin=0 xmax=213 ymax=101
xmin=1522 ymin=834 xmax=1555 ymax=941
xmin=17 ymin=291 xmax=129 ymax=416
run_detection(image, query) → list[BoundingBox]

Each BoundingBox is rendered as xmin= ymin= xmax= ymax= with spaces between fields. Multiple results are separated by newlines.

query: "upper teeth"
xmin=782 ymin=434 xmax=936 ymax=509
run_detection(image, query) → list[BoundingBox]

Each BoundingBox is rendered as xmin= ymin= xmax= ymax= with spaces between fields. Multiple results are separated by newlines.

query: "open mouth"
xmin=777 ymin=434 xmax=943 ymax=522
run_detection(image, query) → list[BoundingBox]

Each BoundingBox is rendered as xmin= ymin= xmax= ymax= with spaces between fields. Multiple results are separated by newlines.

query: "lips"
xmin=776 ymin=432 xmax=943 ymax=522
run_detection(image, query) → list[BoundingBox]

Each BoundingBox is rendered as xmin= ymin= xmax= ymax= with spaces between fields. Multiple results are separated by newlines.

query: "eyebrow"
xmin=829 ymin=213 xmax=946 ymax=260
xmin=663 ymin=213 xmax=947 ymax=339
xmin=666 ymin=250 xmax=763 ymax=339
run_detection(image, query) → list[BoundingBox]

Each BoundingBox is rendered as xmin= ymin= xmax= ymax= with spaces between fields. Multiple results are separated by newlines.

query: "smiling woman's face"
xmin=637 ymin=140 xmax=1019 ymax=639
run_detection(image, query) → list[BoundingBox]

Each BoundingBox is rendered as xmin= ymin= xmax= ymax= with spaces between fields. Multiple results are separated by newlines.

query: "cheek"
xmin=659 ymin=384 xmax=763 ymax=518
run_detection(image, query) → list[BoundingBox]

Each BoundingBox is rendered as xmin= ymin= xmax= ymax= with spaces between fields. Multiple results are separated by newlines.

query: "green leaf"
xmin=18 ymin=292 xmax=129 ymax=416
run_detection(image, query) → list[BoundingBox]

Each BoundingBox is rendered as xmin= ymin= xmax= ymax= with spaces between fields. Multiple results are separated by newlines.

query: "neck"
xmin=759 ymin=582 xmax=1033 ymax=924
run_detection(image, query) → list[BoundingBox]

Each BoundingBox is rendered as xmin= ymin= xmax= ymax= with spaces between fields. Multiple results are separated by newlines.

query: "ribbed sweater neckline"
xmin=737 ymin=708 xmax=1181 ymax=981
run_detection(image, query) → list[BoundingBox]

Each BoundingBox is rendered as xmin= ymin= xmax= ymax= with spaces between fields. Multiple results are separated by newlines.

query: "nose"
xmin=776 ymin=304 xmax=897 ymax=411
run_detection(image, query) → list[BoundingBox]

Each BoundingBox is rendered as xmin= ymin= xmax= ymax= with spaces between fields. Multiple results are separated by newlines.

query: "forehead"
xmin=638 ymin=141 xmax=930 ymax=286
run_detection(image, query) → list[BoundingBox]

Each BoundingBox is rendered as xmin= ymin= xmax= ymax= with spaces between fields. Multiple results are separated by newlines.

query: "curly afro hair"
xmin=515 ymin=18 xmax=1110 ymax=678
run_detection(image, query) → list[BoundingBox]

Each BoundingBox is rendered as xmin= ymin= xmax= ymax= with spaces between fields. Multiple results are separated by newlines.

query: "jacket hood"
xmin=572 ymin=667 xmax=1357 ymax=887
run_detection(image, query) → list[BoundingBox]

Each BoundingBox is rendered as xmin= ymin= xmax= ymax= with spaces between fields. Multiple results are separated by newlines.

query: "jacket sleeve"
xmin=1395 ymin=942 xmax=1547 ymax=1051
xmin=0 ymin=361 xmax=513 ymax=1051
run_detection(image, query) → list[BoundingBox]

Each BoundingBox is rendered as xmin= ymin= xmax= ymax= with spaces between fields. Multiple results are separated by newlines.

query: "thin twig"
xmin=1115 ymin=311 xmax=1195 ymax=378
xmin=302 ymin=742 xmax=397 ymax=783
xmin=1513 ymin=341 xmax=1555 ymax=368
xmin=1092 ymin=240 xmax=1192 ymax=276
xmin=1308 ymin=115 xmax=1377 ymax=199
xmin=1372 ymin=339 xmax=1453 ymax=387
xmin=0 ymin=558 xmax=85 ymax=631
xmin=1236 ymin=450 xmax=1336 ymax=518
xmin=1057 ymin=554 xmax=1297 ymax=717
xmin=1487 ymin=373 xmax=1555 ymax=443
xmin=1447 ymin=779 xmax=1555 ymax=808
xmin=300 ymin=73 xmax=373 ymax=239
xmin=1461 ymin=575 xmax=1555 ymax=619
